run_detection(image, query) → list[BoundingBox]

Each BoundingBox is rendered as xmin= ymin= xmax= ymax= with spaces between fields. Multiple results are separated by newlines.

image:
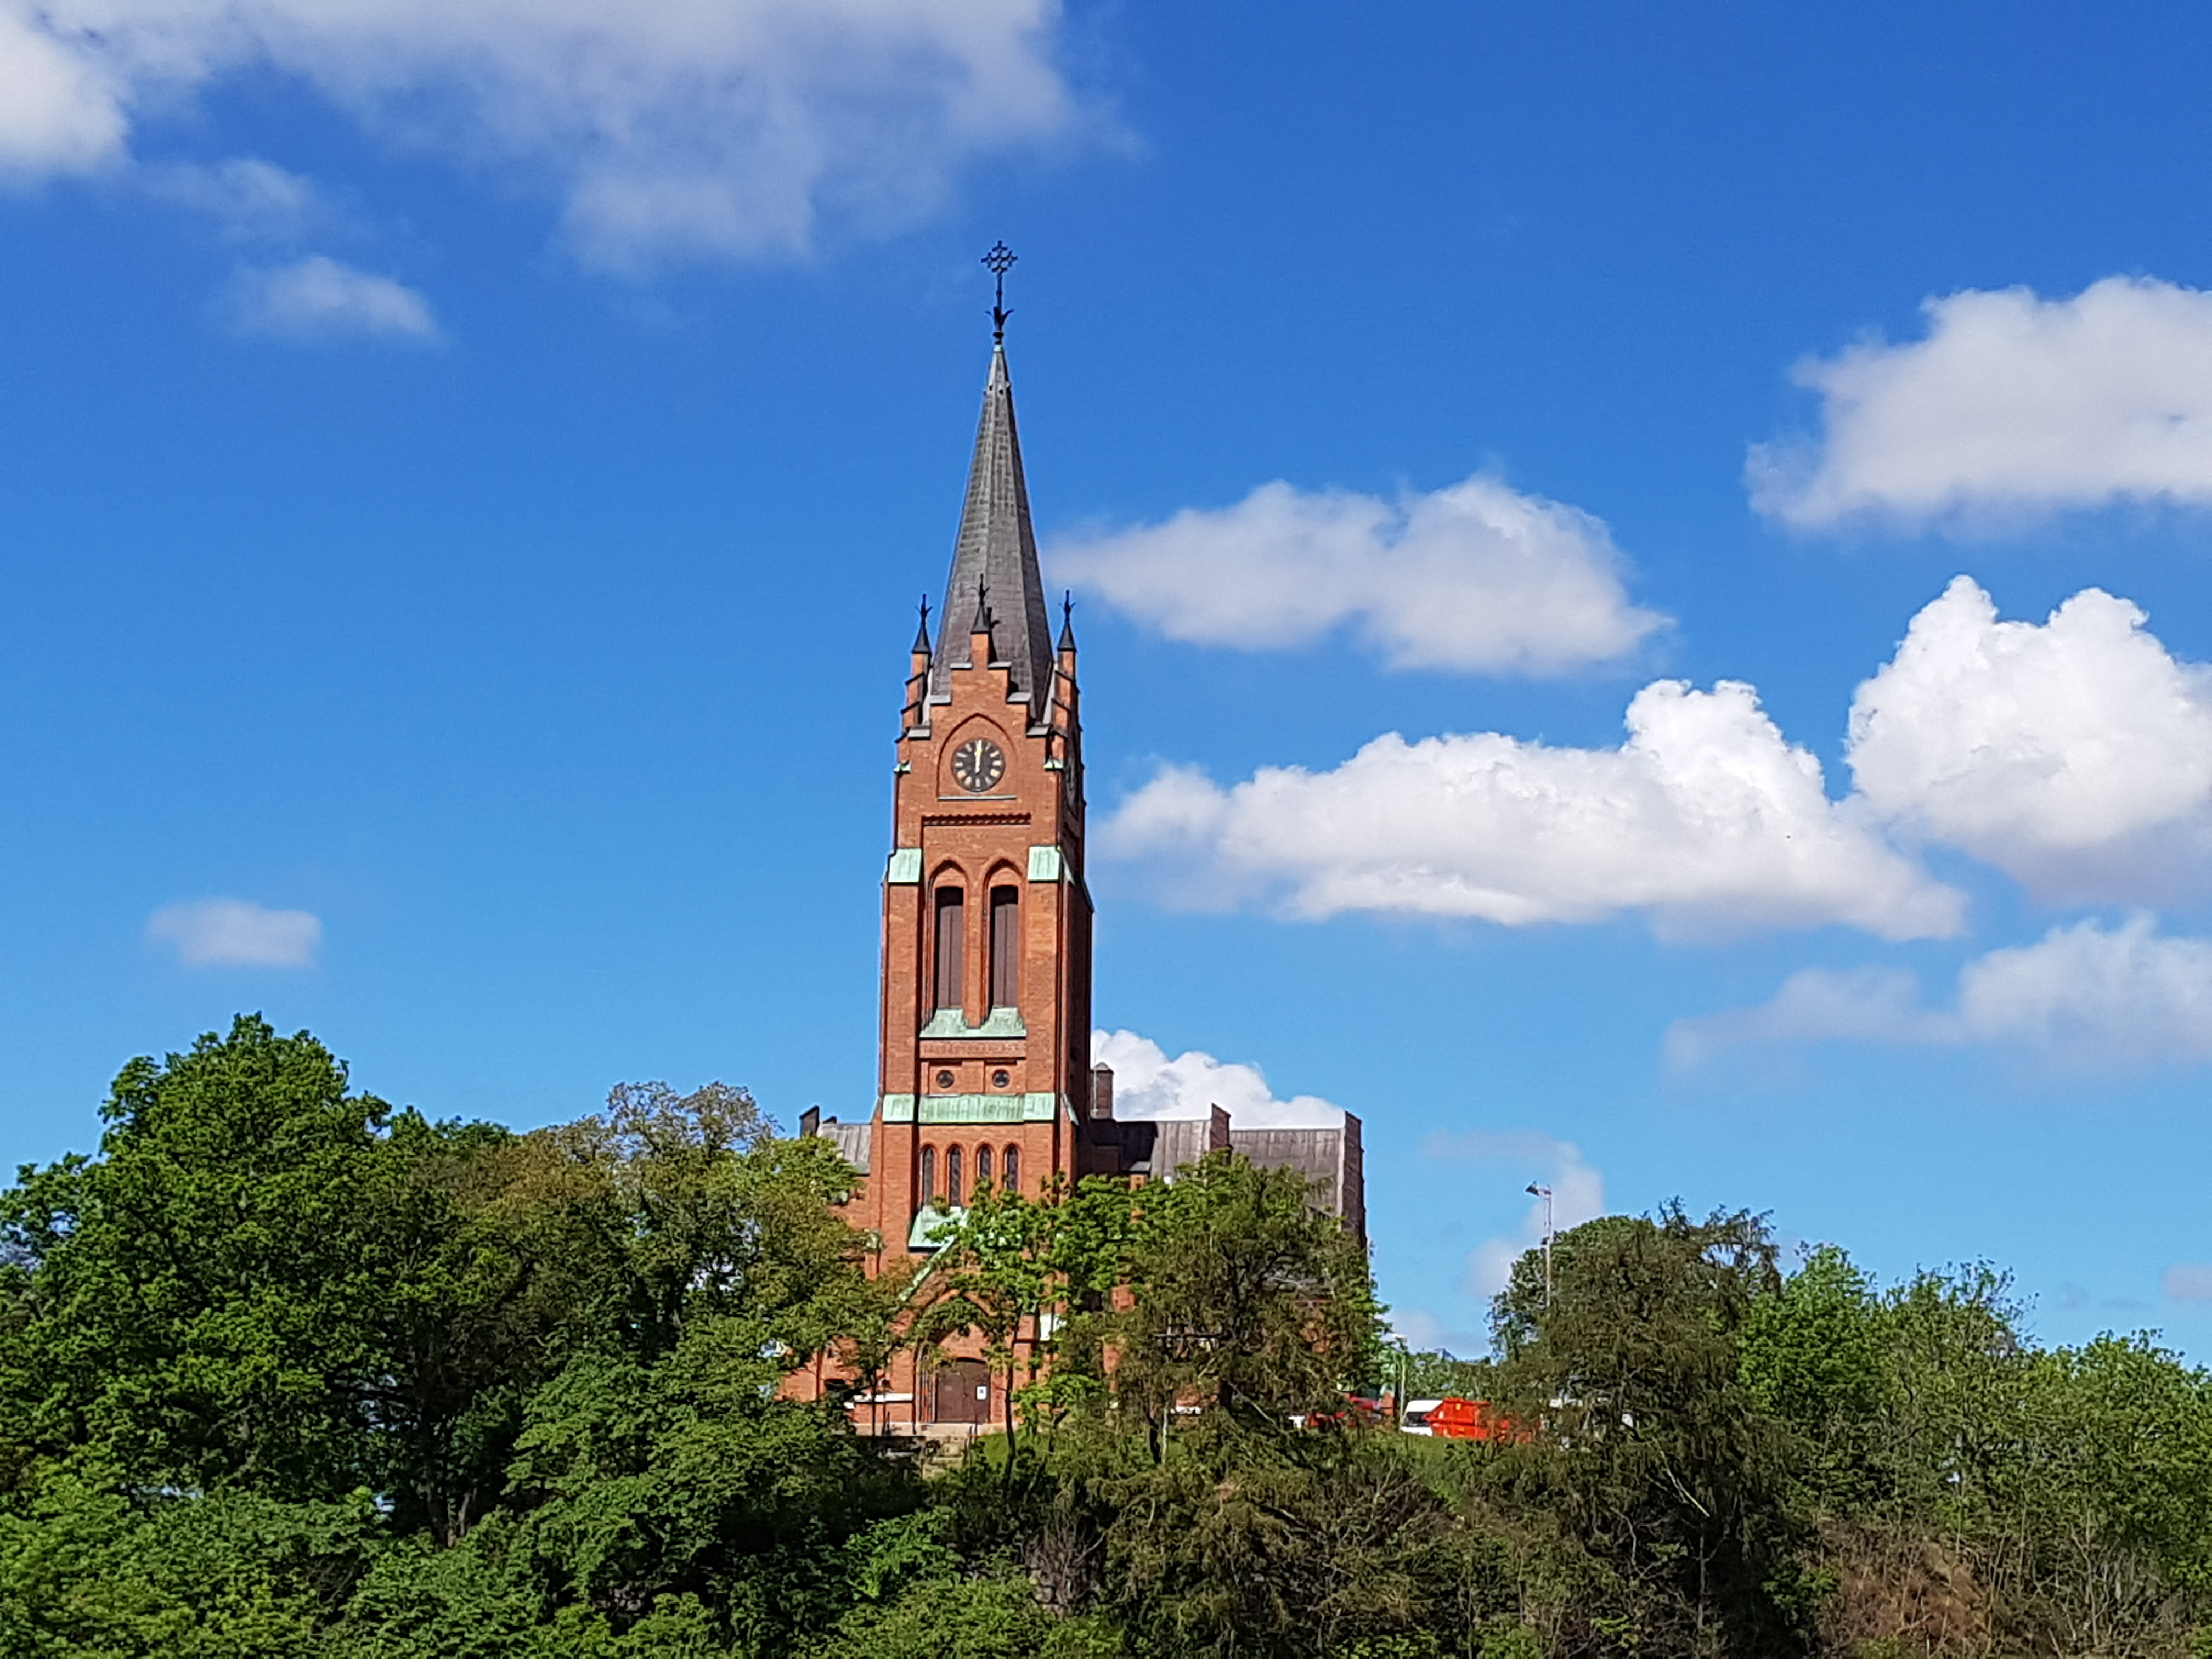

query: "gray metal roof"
xmin=930 ymin=343 xmax=1054 ymax=721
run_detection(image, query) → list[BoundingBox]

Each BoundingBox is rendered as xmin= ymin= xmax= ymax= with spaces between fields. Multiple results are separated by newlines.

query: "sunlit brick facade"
xmin=794 ymin=332 xmax=1362 ymax=1432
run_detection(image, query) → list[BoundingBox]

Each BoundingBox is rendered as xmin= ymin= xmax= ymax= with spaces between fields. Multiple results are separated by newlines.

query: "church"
xmin=798 ymin=263 xmax=1364 ymax=1430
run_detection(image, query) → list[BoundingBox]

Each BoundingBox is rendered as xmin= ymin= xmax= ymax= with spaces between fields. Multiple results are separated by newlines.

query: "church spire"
xmin=931 ymin=247 xmax=1053 ymax=720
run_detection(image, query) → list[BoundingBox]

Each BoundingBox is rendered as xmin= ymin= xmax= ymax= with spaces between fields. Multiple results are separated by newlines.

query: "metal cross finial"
xmin=983 ymin=241 xmax=1017 ymax=341
xmin=1062 ymin=590 xmax=1074 ymax=628
xmin=919 ymin=593 xmax=930 ymax=628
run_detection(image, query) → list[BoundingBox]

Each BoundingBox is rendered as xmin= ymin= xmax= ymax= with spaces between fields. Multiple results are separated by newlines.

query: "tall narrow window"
xmin=946 ymin=1146 xmax=964 ymax=1206
xmin=989 ymin=885 xmax=1020 ymax=1008
xmin=976 ymin=1146 xmax=992 ymax=1193
xmin=919 ymin=1146 xmax=936 ymax=1205
xmin=1002 ymin=1145 xmax=1019 ymax=1196
xmin=933 ymin=885 xmax=966 ymax=1011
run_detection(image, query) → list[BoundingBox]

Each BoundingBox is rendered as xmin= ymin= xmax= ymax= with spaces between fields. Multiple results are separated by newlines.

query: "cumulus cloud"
xmin=1104 ymin=678 xmax=1963 ymax=941
xmin=1664 ymin=965 xmax=1937 ymax=1069
xmin=1051 ymin=474 xmax=1666 ymax=675
xmin=1671 ymin=915 xmax=2212 ymax=1071
xmin=0 ymin=5 xmax=126 ymax=178
xmin=230 ymin=255 xmax=437 ymax=339
xmin=1091 ymin=1029 xmax=1344 ymax=1128
xmin=2165 ymin=1264 xmax=2212 ymax=1303
xmin=3 ymin=0 xmax=1078 ymax=266
xmin=143 ymin=155 xmax=321 ymax=240
xmin=1421 ymin=1129 xmax=1606 ymax=1298
xmin=1752 ymin=276 xmax=2212 ymax=527
xmin=148 ymin=897 xmax=322 ymax=967
xmin=1848 ymin=577 xmax=2212 ymax=898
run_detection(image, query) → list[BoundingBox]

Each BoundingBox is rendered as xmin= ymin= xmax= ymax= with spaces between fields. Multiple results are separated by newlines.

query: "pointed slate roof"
xmin=932 ymin=343 xmax=1053 ymax=719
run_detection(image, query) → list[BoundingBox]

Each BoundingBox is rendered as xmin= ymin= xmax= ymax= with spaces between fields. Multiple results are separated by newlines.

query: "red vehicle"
xmin=1301 ymin=1393 xmax=1389 ymax=1431
xmin=1402 ymin=1396 xmax=1525 ymax=1442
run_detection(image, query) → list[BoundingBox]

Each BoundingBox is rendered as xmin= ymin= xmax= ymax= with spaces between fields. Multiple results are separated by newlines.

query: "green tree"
xmin=1 ymin=1016 xmax=410 ymax=1498
xmin=1739 ymin=1246 xmax=1889 ymax=1515
xmin=1402 ymin=1350 xmax=1496 ymax=1404
xmin=1486 ymin=1206 xmax=1806 ymax=1658
xmin=0 ymin=1461 xmax=380 ymax=1658
xmin=1100 ymin=1423 xmax=1514 ymax=1658
xmin=918 ymin=1173 xmax=1142 ymax=1455
xmin=0 ymin=1017 xmax=613 ymax=1539
xmin=1104 ymin=1152 xmax=1381 ymax=1459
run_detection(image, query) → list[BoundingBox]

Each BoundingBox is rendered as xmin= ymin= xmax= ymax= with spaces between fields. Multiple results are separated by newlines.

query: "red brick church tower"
xmin=798 ymin=259 xmax=1362 ymax=1426
xmin=870 ymin=324 xmax=1099 ymax=1238
xmin=802 ymin=262 xmax=1121 ymax=1276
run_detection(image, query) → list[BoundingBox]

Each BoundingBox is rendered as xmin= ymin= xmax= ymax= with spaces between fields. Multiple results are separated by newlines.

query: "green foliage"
xmin=1102 ymin=1152 xmax=1383 ymax=1454
xmin=12 ymin=1018 xmax=2212 ymax=1659
xmin=0 ymin=1459 xmax=379 ymax=1657
xmin=1485 ymin=1206 xmax=1809 ymax=1657
xmin=1402 ymin=1349 xmax=1496 ymax=1403
xmin=1100 ymin=1428 xmax=1515 ymax=1658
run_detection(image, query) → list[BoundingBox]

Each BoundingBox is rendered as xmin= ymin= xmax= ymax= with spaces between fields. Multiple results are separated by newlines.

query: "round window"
xmin=991 ymin=1068 xmax=1012 ymax=1088
xmin=935 ymin=1069 xmax=956 ymax=1089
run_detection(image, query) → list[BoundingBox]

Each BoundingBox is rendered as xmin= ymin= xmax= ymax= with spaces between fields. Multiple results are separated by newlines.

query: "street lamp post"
xmin=1384 ymin=1331 xmax=1410 ymax=1428
xmin=1526 ymin=1182 xmax=1555 ymax=1310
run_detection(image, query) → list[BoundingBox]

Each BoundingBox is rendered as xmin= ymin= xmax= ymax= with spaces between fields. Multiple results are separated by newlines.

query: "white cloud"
xmin=1091 ymin=1029 xmax=1344 ymax=1128
xmin=232 ymin=255 xmax=437 ymax=340
xmin=1104 ymin=678 xmax=1963 ymax=941
xmin=1421 ymin=1130 xmax=1605 ymax=1298
xmin=1751 ymin=276 xmax=2212 ymax=527
xmin=1956 ymin=915 xmax=2212 ymax=1064
xmin=6 ymin=0 xmax=1079 ymax=267
xmin=0 ymin=5 xmax=126 ymax=179
xmin=147 ymin=897 xmax=322 ymax=967
xmin=1671 ymin=915 xmax=2212 ymax=1071
xmin=1848 ymin=577 xmax=2212 ymax=898
xmin=1664 ymin=965 xmax=1945 ymax=1069
xmin=2165 ymin=1263 xmax=2212 ymax=1303
xmin=1051 ymin=474 xmax=1665 ymax=675
xmin=143 ymin=155 xmax=321 ymax=240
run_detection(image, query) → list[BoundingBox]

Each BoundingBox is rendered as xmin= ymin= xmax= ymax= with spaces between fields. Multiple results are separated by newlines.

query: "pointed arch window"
xmin=976 ymin=1146 xmax=992 ymax=1193
xmin=946 ymin=1146 xmax=964 ymax=1206
xmin=919 ymin=1146 xmax=937 ymax=1205
xmin=989 ymin=885 xmax=1020 ymax=1008
xmin=1002 ymin=1144 xmax=1019 ymax=1196
xmin=933 ymin=885 xmax=966 ymax=1010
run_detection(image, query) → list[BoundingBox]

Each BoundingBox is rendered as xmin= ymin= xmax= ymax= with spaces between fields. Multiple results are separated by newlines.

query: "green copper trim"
xmin=919 ymin=1006 xmax=1027 ymax=1039
xmin=904 ymin=1092 xmax=1062 ymax=1124
xmin=885 ymin=848 xmax=923 ymax=884
xmin=909 ymin=1204 xmax=966 ymax=1251
xmin=1026 ymin=844 xmax=1064 ymax=882
xmin=880 ymin=1093 xmax=917 ymax=1122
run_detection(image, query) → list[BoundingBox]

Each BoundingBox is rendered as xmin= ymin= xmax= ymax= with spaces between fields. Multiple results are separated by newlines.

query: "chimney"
xmin=1090 ymin=1063 xmax=1115 ymax=1119
xmin=799 ymin=1105 xmax=821 ymax=1139
xmin=1208 ymin=1103 xmax=1231 ymax=1154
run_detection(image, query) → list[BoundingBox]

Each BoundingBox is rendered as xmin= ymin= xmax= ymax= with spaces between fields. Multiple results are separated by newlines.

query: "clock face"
xmin=951 ymin=738 xmax=1006 ymax=793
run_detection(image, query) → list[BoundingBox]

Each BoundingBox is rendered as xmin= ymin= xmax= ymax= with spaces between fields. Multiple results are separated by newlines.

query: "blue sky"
xmin=7 ymin=0 xmax=2212 ymax=1356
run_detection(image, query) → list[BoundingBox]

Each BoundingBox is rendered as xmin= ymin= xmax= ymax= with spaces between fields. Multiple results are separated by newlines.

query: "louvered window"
xmin=933 ymin=886 xmax=965 ymax=1010
xmin=989 ymin=886 xmax=1020 ymax=1007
